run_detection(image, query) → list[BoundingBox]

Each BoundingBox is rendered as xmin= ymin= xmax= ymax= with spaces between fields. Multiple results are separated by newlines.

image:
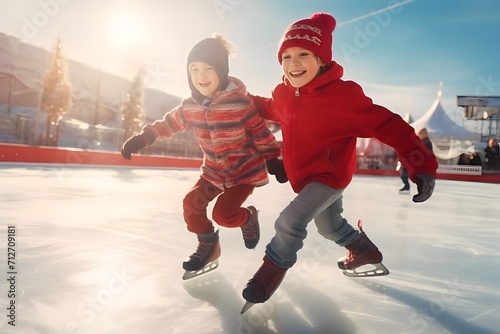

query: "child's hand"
xmin=412 ymin=174 xmax=435 ymax=203
xmin=266 ymin=158 xmax=288 ymax=183
xmin=121 ymin=134 xmax=148 ymax=160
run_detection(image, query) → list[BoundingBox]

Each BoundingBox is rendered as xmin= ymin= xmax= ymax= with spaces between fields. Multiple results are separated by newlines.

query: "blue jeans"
xmin=265 ymin=182 xmax=359 ymax=269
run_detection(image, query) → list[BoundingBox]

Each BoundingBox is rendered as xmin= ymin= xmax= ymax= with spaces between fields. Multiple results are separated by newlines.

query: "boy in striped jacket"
xmin=121 ymin=34 xmax=282 ymax=279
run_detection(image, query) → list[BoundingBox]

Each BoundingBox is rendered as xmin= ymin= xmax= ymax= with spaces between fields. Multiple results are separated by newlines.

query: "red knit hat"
xmin=277 ymin=13 xmax=336 ymax=65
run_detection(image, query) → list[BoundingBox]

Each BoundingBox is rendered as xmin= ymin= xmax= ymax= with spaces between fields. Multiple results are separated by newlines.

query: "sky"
xmin=1 ymin=0 xmax=500 ymax=121
xmin=0 ymin=164 xmax=499 ymax=333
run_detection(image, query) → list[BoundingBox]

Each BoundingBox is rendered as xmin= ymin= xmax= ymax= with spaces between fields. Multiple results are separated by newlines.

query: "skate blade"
xmin=342 ymin=262 xmax=389 ymax=278
xmin=182 ymin=259 xmax=219 ymax=280
xmin=241 ymin=301 xmax=255 ymax=314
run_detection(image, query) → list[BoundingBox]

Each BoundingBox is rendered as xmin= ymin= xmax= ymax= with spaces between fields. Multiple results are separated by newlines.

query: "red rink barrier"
xmin=1 ymin=143 xmax=500 ymax=183
xmin=0 ymin=143 xmax=202 ymax=169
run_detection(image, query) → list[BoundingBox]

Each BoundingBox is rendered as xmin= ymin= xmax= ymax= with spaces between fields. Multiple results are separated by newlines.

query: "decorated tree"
xmin=121 ymin=69 xmax=145 ymax=141
xmin=41 ymin=39 xmax=73 ymax=146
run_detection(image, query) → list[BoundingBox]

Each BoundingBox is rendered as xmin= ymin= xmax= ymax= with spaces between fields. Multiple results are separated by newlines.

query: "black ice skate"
xmin=241 ymin=206 xmax=260 ymax=249
xmin=337 ymin=220 xmax=389 ymax=278
xmin=241 ymin=255 xmax=287 ymax=313
xmin=182 ymin=230 xmax=221 ymax=280
xmin=399 ymin=186 xmax=410 ymax=194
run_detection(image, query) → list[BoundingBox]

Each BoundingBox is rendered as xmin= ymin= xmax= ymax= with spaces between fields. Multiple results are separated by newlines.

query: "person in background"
xmin=458 ymin=153 xmax=470 ymax=165
xmin=484 ymin=138 xmax=500 ymax=170
xmin=397 ymin=163 xmax=411 ymax=193
xmin=468 ymin=151 xmax=482 ymax=165
xmin=417 ymin=128 xmax=433 ymax=152
xmin=121 ymin=34 xmax=282 ymax=279
xmin=398 ymin=128 xmax=433 ymax=193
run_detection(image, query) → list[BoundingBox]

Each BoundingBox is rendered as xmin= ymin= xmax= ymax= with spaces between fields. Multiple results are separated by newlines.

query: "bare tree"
xmin=121 ymin=69 xmax=145 ymax=142
xmin=41 ymin=39 xmax=73 ymax=146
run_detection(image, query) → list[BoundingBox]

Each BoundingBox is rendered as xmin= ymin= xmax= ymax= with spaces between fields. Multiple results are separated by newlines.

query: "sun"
xmin=107 ymin=8 xmax=146 ymax=48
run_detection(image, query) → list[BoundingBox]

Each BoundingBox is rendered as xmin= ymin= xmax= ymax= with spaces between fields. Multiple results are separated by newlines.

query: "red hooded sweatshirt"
xmin=252 ymin=62 xmax=438 ymax=193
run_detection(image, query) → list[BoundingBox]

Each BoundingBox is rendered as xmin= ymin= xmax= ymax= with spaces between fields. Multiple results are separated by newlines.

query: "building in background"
xmin=458 ymin=95 xmax=500 ymax=142
xmin=0 ymin=32 xmax=202 ymax=158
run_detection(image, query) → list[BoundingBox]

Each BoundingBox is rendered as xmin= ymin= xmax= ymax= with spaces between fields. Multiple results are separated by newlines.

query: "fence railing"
xmin=437 ymin=165 xmax=482 ymax=175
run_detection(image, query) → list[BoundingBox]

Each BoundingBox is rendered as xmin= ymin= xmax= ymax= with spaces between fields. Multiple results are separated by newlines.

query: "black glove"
xmin=121 ymin=134 xmax=149 ymax=160
xmin=412 ymin=174 xmax=435 ymax=203
xmin=266 ymin=158 xmax=288 ymax=183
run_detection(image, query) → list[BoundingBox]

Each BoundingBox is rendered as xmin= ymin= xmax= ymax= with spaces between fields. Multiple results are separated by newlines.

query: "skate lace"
xmin=347 ymin=251 xmax=356 ymax=263
xmin=241 ymin=220 xmax=257 ymax=239
xmin=346 ymin=237 xmax=381 ymax=268
xmin=254 ymin=262 xmax=281 ymax=286
xmin=191 ymin=241 xmax=213 ymax=260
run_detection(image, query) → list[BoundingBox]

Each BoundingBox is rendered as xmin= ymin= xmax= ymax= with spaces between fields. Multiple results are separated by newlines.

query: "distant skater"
xmin=399 ymin=128 xmax=433 ymax=194
xmin=398 ymin=163 xmax=410 ymax=193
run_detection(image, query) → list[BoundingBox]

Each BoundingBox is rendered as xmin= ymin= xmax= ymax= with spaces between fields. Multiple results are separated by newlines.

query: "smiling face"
xmin=188 ymin=61 xmax=220 ymax=99
xmin=281 ymin=47 xmax=325 ymax=88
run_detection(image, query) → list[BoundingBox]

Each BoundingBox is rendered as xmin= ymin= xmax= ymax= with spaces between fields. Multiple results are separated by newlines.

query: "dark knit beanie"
xmin=187 ymin=37 xmax=229 ymax=100
xmin=277 ymin=13 xmax=336 ymax=65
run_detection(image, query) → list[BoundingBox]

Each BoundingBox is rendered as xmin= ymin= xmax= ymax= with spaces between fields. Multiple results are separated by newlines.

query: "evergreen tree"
xmin=121 ymin=69 xmax=145 ymax=141
xmin=41 ymin=39 xmax=73 ymax=146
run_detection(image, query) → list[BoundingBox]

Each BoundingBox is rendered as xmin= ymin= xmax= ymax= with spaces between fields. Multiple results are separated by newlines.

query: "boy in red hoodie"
xmin=121 ymin=35 xmax=282 ymax=279
xmin=242 ymin=13 xmax=438 ymax=309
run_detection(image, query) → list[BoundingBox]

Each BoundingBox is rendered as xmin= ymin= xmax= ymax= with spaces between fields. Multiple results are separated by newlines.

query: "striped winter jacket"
xmin=141 ymin=77 xmax=282 ymax=190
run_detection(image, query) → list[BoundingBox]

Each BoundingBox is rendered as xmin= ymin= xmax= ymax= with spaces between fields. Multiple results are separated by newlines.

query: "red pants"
xmin=183 ymin=177 xmax=254 ymax=235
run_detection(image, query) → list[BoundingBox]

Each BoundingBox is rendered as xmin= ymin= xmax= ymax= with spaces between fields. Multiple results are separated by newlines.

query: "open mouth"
xmin=290 ymin=70 xmax=306 ymax=78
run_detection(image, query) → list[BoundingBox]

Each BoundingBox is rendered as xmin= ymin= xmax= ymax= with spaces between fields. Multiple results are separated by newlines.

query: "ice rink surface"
xmin=1 ymin=164 xmax=499 ymax=334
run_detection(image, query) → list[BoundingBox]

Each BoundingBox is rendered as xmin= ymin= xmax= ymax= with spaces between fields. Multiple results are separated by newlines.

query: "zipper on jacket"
xmin=327 ymin=149 xmax=333 ymax=166
xmin=295 ymin=88 xmax=300 ymax=97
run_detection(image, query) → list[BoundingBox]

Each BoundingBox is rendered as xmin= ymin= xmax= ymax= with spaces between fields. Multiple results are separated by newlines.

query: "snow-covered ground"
xmin=0 ymin=164 xmax=499 ymax=334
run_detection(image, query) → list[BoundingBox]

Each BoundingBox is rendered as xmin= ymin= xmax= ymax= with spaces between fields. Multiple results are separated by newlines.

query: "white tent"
xmin=410 ymin=87 xmax=481 ymax=160
xmin=402 ymin=111 xmax=414 ymax=124
xmin=410 ymin=91 xmax=481 ymax=143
